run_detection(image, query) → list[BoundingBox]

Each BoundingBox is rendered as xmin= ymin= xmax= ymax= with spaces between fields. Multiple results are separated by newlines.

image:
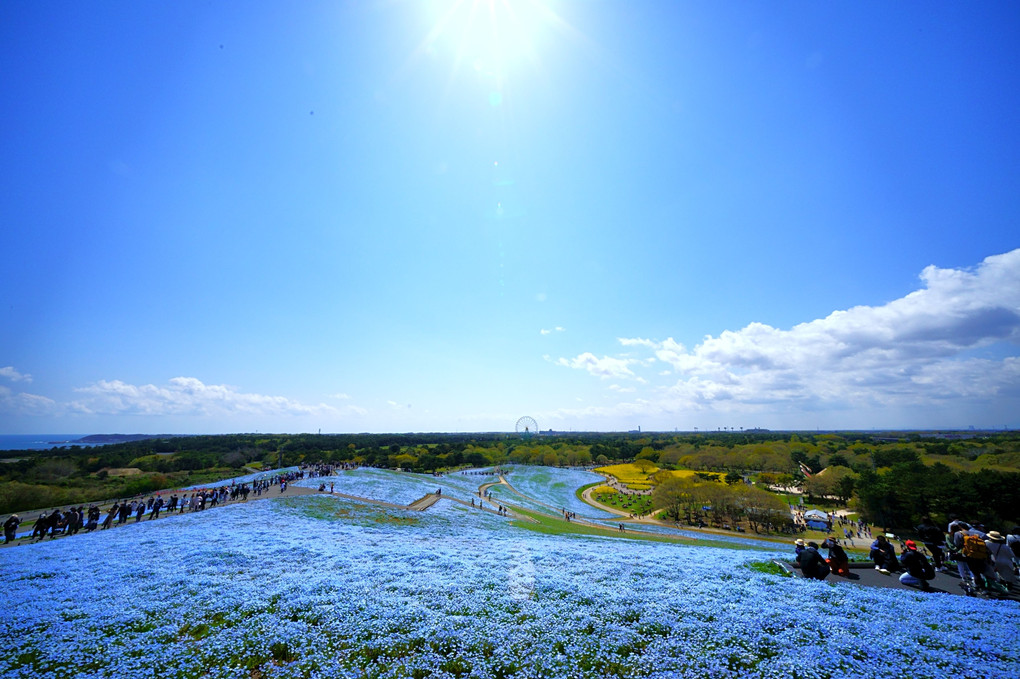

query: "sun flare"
xmin=421 ymin=0 xmax=561 ymax=78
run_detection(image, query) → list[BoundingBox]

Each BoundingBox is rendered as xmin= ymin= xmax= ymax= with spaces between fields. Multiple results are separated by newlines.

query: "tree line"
xmin=2 ymin=431 xmax=1019 ymax=525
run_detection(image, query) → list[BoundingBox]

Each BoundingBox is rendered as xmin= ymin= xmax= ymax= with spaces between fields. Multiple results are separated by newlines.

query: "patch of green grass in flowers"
xmin=18 ymin=571 xmax=57 ymax=581
xmin=59 ymin=609 xmax=88 ymax=621
xmin=269 ymin=641 xmax=297 ymax=663
xmin=744 ymin=560 xmax=794 ymax=577
xmin=439 ymin=655 xmax=472 ymax=677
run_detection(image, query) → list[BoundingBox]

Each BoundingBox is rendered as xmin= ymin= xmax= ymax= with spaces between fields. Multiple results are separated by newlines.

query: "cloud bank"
xmin=557 ymin=249 xmax=1020 ymax=424
xmin=70 ymin=377 xmax=364 ymax=420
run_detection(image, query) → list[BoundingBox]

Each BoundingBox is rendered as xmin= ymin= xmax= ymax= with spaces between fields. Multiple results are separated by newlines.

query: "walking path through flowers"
xmin=4 ymin=465 xmax=1014 ymax=602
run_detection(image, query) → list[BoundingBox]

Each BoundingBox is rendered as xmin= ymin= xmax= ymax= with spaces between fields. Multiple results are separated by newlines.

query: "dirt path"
xmin=407 ymin=493 xmax=442 ymax=511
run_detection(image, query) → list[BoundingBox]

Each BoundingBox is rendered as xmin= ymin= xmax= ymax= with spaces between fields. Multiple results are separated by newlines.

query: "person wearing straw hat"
xmin=985 ymin=531 xmax=1018 ymax=591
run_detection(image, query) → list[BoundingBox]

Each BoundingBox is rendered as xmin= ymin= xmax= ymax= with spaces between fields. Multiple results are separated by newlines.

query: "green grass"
xmin=743 ymin=560 xmax=792 ymax=577
xmin=590 ymin=488 xmax=654 ymax=515
xmin=508 ymin=507 xmax=758 ymax=551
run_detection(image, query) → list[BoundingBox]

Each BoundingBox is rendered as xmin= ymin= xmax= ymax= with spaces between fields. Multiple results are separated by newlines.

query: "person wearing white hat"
xmin=985 ymin=531 xmax=1018 ymax=591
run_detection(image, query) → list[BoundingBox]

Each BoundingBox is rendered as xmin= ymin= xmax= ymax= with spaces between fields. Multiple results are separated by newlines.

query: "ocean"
xmin=0 ymin=434 xmax=91 ymax=452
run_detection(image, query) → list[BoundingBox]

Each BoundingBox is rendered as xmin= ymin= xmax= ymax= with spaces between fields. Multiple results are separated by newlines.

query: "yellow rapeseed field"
xmin=660 ymin=469 xmax=724 ymax=482
xmin=595 ymin=463 xmax=657 ymax=489
xmin=596 ymin=464 xmax=724 ymax=490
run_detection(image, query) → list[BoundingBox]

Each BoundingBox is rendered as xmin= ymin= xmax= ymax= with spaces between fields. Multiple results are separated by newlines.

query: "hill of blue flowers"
xmin=2 ymin=469 xmax=1019 ymax=679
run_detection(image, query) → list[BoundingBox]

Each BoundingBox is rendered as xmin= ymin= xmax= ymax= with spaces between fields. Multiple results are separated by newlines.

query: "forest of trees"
xmin=2 ymin=431 xmax=1019 ymax=529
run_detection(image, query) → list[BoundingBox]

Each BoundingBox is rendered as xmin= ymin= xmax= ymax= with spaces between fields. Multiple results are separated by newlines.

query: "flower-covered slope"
xmin=2 ymin=493 xmax=1019 ymax=679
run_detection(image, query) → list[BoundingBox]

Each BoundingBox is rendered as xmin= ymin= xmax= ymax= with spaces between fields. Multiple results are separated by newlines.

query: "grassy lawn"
xmin=590 ymin=486 xmax=654 ymax=515
xmin=508 ymin=506 xmax=757 ymax=551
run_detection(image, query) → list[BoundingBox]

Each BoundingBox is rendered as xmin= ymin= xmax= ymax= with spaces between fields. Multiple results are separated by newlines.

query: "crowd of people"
xmin=1 ymin=464 xmax=354 ymax=546
xmin=795 ymin=517 xmax=1020 ymax=597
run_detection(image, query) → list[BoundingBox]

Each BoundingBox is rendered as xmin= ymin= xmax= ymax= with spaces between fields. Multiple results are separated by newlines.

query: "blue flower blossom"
xmin=2 ymin=469 xmax=1018 ymax=679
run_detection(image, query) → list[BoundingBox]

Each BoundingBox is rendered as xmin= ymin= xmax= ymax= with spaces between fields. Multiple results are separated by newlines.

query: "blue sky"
xmin=2 ymin=1 xmax=1018 ymax=434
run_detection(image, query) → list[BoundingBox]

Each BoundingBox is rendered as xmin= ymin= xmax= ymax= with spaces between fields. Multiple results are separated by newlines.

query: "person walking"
xmin=3 ymin=514 xmax=20 ymax=544
xmin=916 ymin=517 xmax=946 ymax=571
xmin=986 ymin=531 xmax=1018 ymax=592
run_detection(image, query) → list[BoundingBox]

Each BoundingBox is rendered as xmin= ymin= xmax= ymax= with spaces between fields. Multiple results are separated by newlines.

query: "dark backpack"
xmin=918 ymin=553 xmax=935 ymax=580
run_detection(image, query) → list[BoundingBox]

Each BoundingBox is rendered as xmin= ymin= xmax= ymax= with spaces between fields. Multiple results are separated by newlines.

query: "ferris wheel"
xmin=515 ymin=416 xmax=538 ymax=436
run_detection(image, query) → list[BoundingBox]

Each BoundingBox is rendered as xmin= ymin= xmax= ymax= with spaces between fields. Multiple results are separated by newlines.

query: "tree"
xmin=738 ymin=486 xmax=792 ymax=533
xmin=724 ymin=471 xmax=743 ymax=485
xmin=652 ymin=476 xmax=710 ymax=524
xmin=636 ymin=447 xmax=659 ymax=463
xmin=835 ymin=474 xmax=856 ymax=505
xmin=633 ymin=458 xmax=657 ymax=473
xmin=828 ymin=453 xmax=849 ymax=469
xmin=803 ymin=466 xmax=857 ymax=503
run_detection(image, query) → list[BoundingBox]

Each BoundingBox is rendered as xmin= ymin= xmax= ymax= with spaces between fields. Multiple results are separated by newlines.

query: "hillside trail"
xmin=578 ymin=474 xmax=799 ymax=547
xmin=3 ymin=475 xmax=545 ymax=548
xmin=489 ymin=474 xmax=618 ymax=531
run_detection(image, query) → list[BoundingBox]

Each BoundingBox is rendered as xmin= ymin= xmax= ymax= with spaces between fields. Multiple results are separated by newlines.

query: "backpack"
xmin=917 ymin=553 xmax=935 ymax=580
xmin=961 ymin=534 xmax=990 ymax=560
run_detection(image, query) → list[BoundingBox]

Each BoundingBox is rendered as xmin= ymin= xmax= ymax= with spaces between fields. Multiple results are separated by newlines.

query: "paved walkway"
xmin=9 ymin=472 xmax=1015 ymax=605
xmin=784 ymin=560 xmax=1020 ymax=601
xmin=2 ymin=477 xmax=537 ymax=548
xmin=2 ymin=482 xmax=324 ymax=548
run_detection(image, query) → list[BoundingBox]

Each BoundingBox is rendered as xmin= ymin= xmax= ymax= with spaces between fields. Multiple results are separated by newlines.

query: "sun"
xmin=419 ymin=0 xmax=563 ymax=79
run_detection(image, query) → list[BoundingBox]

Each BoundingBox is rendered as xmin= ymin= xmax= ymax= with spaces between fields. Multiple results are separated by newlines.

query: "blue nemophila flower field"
xmin=2 ymin=472 xmax=1019 ymax=679
xmin=498 ymin=467 xmax=617 ymax=520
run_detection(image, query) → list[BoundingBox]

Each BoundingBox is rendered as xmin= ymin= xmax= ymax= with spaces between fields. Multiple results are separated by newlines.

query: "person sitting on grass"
xmin=822 ymin=536 xmax=851 ymax=576
xmin=870 ymin=534 xmax=898 ymax=574
xmin=796 ymin=541 xmax=831 ymax=581
xmin=899 ymin=540 xmax=935 ymax=591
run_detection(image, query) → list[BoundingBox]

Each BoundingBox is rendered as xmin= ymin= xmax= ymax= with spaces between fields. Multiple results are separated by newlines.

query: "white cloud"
xmin=584 ymin=249 xmax=1020 ymax=419
xmin=556 ymin=353 xmax=638 ymax=379
xmin=540 ymin=327 xmax=565 ymax=335
xmin=70 ymin=377 xmax=363 ymax=418
xmin=0 ymin=366 xmax=32 ymax=383
xmin=0 ymin=385 xmax=56 ymax=415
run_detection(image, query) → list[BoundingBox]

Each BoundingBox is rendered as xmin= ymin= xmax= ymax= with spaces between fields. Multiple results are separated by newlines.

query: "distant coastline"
xmin=0 ymin=433 xmax=173 ymax=452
